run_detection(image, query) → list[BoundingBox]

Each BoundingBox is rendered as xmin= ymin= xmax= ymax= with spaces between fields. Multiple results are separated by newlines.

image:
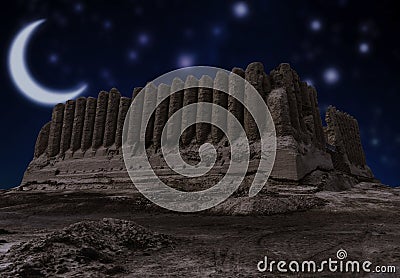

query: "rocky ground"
xmin=1 ymin=218 xmax=172 ymax=277
xmin=0 ymin=182 xmax=399 ymax=277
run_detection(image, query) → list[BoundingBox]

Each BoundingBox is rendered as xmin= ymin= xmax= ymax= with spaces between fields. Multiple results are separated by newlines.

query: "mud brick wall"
xmin=325 ymin=106 xmax=368 ymax=173
xmin=26 ymin=62 xmax=374 ymax=188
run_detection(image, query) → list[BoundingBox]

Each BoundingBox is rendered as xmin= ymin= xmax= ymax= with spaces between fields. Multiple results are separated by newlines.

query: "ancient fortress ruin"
xmin=21 ymin=62 xmax=374 ymax=190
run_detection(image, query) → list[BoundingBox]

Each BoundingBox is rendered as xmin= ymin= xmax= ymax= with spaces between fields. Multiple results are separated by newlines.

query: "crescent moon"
xmin=8 ymin=19 xmax=87 ymax=106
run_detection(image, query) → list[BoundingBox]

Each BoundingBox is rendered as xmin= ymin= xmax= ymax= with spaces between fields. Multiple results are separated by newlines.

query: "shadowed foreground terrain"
xmin=0 ymin=183 xmax=399 ymax=277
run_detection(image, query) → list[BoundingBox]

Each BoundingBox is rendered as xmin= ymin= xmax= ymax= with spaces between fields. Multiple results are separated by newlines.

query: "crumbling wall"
xmin=21 ymin=62 xmax=374 ymax=188
xmin=325 ymin=106 xmax=372 ymax=178
xmin=267 ymin=63 xmax=332 ymax=180
xmin=269 ymin=63 xmax=325 ymax=148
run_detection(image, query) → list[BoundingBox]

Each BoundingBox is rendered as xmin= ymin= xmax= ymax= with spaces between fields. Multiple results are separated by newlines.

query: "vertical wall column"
xmin=346 ymin=115 xmax=355 ymax=162
xmin=342 ymin=113 xmax=354 ymax=162
xmin=196 ymin=75 xmax=213 ymax=143
xmin=245 ymin=62 xmax=264 ymax=92
xmin=350 ymin=118 xmax=359 ymax=164
xmin=59 ymin=100 xmax=75 ymax=154
xmin=103 ymin=89 xmax=121 ymax=148
xmin=306 ymin=87 xmax=318 ymax=144
xmin=299 ymin=82 xmax=313 ymax=144
xmin=140 ymin=83 xmax=157 ymax=147
xmin=353 ymin=118 xmax=367 ymax=165
xmin=115 ymin=97 xmax=131 ymax=148
xmin=266 ymin=88 xmax=292 ymax=137
xmin=245 ymin=63 xmax=265 ymax=141
xmin=70 ymin=97 xmax=87 ymax=152
xmin=132 ymin=87 xmax=143 ymax=99
xmin=350 ymin=116 xmax=359 ymax=164
xmin=291 ymin=71 xmax=308 ymax=143
xmin=81 ymin=97 xmax=97 ymax=151
xmin=181 ymin=75 xmax=199 ymax=145
xmin=126 ymin=87 xmax=144 ymax=149
xmin=211 ymin=71 xmax=228 ymax=143
xmin=92 ymin=91 xmax=109 ymax=149
xmin=153 ymin=84 xmax=170 ymax=148
xmin=286 ymin=82 xmax=301 ymax=140
xmin=167 ymin=78 xmax=184 ymax=145
xmin=309 ymin=87 xmax=325 ymax=148
xmin=270 ymin=64 xmax=301 ymax=141
xmin=325 ymin=106 xmax=352 ymax=173
xmin=346 ymin=113 xmax=356 ymax=162
xmin=34 ymin=122 xmax=51 ymax=158
xmin=227 ymin=68 xmax=245 ymax=140
xmin=47 ymin=103 xmax=65 ymax=157
xmin=346 ymin=113 xmax=358 ymax=165
xmin=325 ymin=106 xmax=341 ymax=147
xmin=325 ymin=106 xmax=369 ymax=172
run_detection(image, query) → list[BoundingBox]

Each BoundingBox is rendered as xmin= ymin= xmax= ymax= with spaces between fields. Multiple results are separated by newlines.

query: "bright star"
xmin=359 ymin=42 xmax=370 ymax=54
xmin=323 ymin=68 xmax=340 ymax=84
xmin=233 ymin=2 xmax=249 ymax=18
xmin=177 ymin=54 xmax=195 ymax=67
xmin=310 ymin=19 xmax=322 ymax=31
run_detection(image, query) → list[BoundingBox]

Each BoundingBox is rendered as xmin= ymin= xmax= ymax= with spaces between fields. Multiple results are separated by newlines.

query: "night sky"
xmin=1 ymin=0 xmax=399 ymax=188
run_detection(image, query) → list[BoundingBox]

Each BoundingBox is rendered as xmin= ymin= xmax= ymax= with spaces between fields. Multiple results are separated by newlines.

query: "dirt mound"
xmin=0 ymin=218 xmax=173 ymax=277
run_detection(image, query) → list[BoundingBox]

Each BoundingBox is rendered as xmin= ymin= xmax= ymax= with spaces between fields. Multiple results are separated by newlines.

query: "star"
xmin=48 ymin=53 xmax=59 ymax=64
xmin=359 ymin=42 xmax=370 ymax=54
xmin=323 ymin=68 xmax=340 ymax=84
xmin=177 ymin=54 xmax=195 ymax=67
xmin=232 ymin=2 xmax=249 ymax=18
xmin=74 ymin=3 xmax=84 ymax=13
xmin=128 ymin=50 xmax=138 ymax=61
xmin=310 ymin=19 xmax=322 ymax=31
xmin=370 ymin=137 xmax=380 ymax=146
xmin=138 ymin=33 xmax=149 ymax=45
xmin=103 ymin=20 xmax=112 ymax=30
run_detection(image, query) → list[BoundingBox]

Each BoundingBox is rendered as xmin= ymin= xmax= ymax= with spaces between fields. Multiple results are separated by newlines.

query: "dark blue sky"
xmin=0 ymin=0 xmax=399 ymax=188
